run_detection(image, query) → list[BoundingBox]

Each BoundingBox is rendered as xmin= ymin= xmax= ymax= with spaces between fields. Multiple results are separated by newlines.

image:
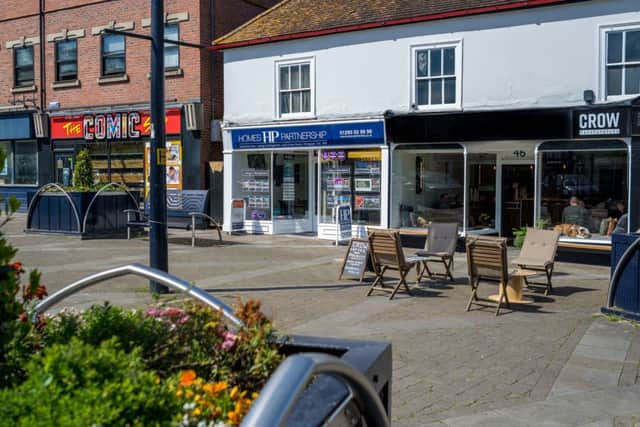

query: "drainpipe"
xmin=39 ymin=0 xmax=46 ymax=112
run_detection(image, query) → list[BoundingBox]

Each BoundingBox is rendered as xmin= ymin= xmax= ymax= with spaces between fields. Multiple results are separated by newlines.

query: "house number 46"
xmin=513 ymin=150 xmax=527 ymax=158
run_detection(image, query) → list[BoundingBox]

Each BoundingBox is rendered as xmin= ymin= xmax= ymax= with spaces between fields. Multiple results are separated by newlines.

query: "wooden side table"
xmin=489 ymin=269 xmax=537 ymax=304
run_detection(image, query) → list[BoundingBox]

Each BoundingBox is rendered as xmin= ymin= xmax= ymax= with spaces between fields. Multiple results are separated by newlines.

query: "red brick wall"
xmin=0 ymin=14 xmax=42 ymax=108
xmin=0 ymin=0 xmax=279 ymax=179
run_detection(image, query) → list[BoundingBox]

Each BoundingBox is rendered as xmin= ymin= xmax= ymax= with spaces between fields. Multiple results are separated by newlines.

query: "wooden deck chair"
xmin=512 ymin=228 xmax=560 ymax=295
xmin=465 ymin=236 xmax=510 ymax=316
xmin=416 ymin=222 xmax=458 ymax=282
xmin=367 ymin=230 xmax=425 ymax=300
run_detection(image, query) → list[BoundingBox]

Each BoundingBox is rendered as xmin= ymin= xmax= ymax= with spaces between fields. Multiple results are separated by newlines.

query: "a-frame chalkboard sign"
xmin=338 ymin=238 xmax=374 ymax=283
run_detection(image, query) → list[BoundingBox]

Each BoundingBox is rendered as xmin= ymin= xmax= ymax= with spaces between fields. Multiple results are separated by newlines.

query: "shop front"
xmin=0 ymin=111 xmax=51 ymax=210
xmin=386 ymin=99 xmax=640 ymax=252
xmin=223 ymin=119 xmax=386 ymax=238
xmin=50 ymin=106 xmax=198 ymax=195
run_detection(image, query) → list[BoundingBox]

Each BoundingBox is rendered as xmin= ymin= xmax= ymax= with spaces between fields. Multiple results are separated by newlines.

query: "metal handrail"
xmin=26 ymin=183 xmax=82 ymax=232
xmin=34 ymin=263 xmax=244 ymax=328
xmin=82 ymin=182 xmax=139 ymax=232
xmin=607 ymin=235 xmax=640 ymax=308
xmin=241 ymin=352 xmax=389 ymax=427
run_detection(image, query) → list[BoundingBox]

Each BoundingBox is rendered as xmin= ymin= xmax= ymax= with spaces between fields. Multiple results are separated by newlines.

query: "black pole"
xmin=149 ymin=0 xmax=169 ymax=293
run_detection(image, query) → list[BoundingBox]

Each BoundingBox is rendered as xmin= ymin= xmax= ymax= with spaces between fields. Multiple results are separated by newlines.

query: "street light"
xmin=103 ymin=1 xmax=207 ymax=293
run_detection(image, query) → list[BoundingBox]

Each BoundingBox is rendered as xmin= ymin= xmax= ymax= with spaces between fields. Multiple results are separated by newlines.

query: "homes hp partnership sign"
xmin=573 ymin=108 xmax=627 ymax=138
xmin=50 ymin=108 xmax=182 ymax=141
xmin=231 ymin=121 xmax=385 ymax=149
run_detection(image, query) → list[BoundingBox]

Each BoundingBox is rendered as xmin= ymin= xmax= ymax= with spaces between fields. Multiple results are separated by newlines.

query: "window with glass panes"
xmin=14 ymin=46 xmax=34 ymax=87
xmin=101 ymin=34 xmax=125 ymax=76
xmin=165 ymin=24 xmax=179 ymax=70
xmin=415 ymin=47 xmax=456 ymax=106
xmin=278 ymin=63 xmax=311 ymax=116
xmin=606 ymin=30 xmax=640 ymax=97
xmin=55 ymin=40 xmax=78 ymax=81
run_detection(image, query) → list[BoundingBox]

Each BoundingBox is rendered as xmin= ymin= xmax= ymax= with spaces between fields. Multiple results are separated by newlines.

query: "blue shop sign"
xmin=231 ymin=121 xmax=384 ymax=149
xmin=0 ymin=113 xmax=33 ymax=140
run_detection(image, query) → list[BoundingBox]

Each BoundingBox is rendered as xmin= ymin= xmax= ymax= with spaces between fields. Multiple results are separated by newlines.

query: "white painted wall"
xmin=223 ymin=0 xmax=640 ymax=125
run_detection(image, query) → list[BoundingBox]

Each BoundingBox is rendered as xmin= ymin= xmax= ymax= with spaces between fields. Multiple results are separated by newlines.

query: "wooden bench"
xmin=125 ymin=189 xmax=222 ymax=247
xmin=558 ymin=241 xmax=611 ymax=253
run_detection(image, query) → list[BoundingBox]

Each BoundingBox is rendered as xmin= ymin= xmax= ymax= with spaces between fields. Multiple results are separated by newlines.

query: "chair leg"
xmin=496 ymin=280 xmax=511 ymax=316
xmin=367 ymin=266 xmax=387 ymax=296
xmin=545 ymin=265 xmax=554 ymax=296
xmin=444 ymin=257 xmax=454 ymax=281
xmin=466 ymin=277 xmax=479 ymax=312
xmin=390 ymin=270 xmax=412 ymax=300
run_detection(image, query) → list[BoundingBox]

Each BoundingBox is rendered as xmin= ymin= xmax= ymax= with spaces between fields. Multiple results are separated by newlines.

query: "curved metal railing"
xmin=82 ymin=182 xmax=139 ymax=233
xmin=607 ymin=235 xmax=640 ymax=308
xmin=241 ymin=352 xmax=389 ymax=427
xmin=34 ymin=263 xmax=243 ymax=327
xmin=26 ymin=183 xmax=82 ymax=233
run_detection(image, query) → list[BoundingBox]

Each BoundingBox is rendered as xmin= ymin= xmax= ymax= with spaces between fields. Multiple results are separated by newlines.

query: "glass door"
xmin=272 ymin=152 xmax=309 ymax=219
xmin=501 ymin=164 xmax=535 ymax=237
xmin=467 ymin=153 xmax=497 ymax=233
xmin=54 ymin=150 xmax=75 ymax=187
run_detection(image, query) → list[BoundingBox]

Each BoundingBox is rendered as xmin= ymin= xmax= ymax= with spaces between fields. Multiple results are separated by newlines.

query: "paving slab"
xmin=3 ymin=214 xmax=622 ymax=426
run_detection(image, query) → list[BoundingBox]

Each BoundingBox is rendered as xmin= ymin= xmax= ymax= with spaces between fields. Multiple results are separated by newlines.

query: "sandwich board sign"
xmin=231 ymin=199 xmax=245 ymax=232
xmin=338 ymin=238 xmax=371 ymax=283
xmin=335 ymin=204 xmax=352 ymax=245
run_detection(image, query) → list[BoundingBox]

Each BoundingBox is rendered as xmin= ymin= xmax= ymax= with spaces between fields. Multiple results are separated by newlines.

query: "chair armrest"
xmin=188 ymin=212 xmax=221 ymax=228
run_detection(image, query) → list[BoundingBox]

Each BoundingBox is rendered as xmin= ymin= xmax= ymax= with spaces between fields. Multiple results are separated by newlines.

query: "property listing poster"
xmin=144 ymin=140 xmax=182 ymax=197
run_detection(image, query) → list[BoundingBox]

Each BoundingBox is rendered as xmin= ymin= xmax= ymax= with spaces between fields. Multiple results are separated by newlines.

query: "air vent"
xmin=184 ymin=103 xmax=202 ymax=131
xmin=33 ymin=113 xmax=49 ymax=138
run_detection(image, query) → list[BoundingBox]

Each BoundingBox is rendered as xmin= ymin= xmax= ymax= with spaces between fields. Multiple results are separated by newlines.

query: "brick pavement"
xmin=5 ymin=214 xmax=619 ymax=425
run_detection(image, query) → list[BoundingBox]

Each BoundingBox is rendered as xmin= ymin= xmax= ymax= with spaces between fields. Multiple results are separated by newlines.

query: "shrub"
xmin=0 ymin=338 xmax=179 ymax=427
xmin=72 ymin=149 xmax=94 ymax=190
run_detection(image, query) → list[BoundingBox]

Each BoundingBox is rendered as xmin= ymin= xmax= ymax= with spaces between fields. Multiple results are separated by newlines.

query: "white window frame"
xmin=274 ymin=57 xmax=315 ymax=120
xmin=599 ymin=22 xmax=640 ymax=101
xmin=410 ymin=40 xmax=462 ymax=111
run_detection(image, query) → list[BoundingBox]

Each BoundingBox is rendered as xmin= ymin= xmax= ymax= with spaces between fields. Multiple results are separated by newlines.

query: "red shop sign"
xmin=51 ymin=108 xmax=181 ymax=140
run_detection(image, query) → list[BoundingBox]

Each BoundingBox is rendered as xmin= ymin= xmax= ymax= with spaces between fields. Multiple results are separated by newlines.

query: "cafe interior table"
xmin=488 ymin=269 xmax=537 ymax=304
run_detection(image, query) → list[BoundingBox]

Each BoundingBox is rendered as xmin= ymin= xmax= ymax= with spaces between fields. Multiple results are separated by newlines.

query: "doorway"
xmin=54 ymin=150 xmax=75 ymax=187
xmin=501 ymin=164 xmax=535 ymax=237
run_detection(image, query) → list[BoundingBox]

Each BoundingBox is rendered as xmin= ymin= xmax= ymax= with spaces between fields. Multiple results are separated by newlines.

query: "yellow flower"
xmin=251 ymin=392 xmax=259 ymax=400
xmin=194 ymin=394 xmax=202 ymax=402
xmin=179 ymin=370 xmax=197 ymax=386
xmin=195 ymin=378 xmax=204 ymax=387
xmin=227 ymin=411 xmax=240 ymax=425
xmin=235 ymin=401 xmax=243 ymax=414
xmin=230 ymin=386 xmax=239 ymax=400
xmin=176 ymin=389 xmax=184 ymax=398
xmin=186 ymin=389 xmax=194 ymax=399
xmin=154 ymin=376 xmax=161 ymax=385
xmin=193 ymin=407 xmax=202 ymax=417
xmin=202 ymin=383 xmax=215 ymax=394
xmin=214 ymin=407 xmax=222 ymax=417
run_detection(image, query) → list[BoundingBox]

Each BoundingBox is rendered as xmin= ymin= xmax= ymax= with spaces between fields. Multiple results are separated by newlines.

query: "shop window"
xmin=605 ymin=29 xmax=640 ymax=97
xmin=77 ymin=141 xmax=145 ymax=191
xmin=55 ymin=39 xmax=78 ymax=82
xmin=101 ymin=34 xmax=126 ymax=77
xmin=412 ymin=42 xmax=461 ymax=109
xmin=391 ymin=148 xmax=464 ymax=228
xmin=538 ymin=148 xmax=628 ymax=240
xmin=165 ymin=23 xmax=179 ymax=70
xmin=235 ymin=153 xmax=271 ymax=221
xmin=14 ymin=46 xmax=35 ymax=87
xmin=320 ymin=149 xmax=381 ymax=225
xmin=0 ymin=141 xmax=38 ymax=185
xmin=277 ymin=60 xmax=313 ymax=118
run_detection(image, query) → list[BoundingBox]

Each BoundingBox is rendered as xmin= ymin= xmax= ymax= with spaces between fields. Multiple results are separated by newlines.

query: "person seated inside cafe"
xmin=561 ymin=196 xmax=590 ymax=227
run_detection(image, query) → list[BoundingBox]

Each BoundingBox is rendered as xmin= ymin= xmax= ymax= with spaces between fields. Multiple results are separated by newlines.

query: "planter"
xmin=25 ymin=184 xmax=139 ymax=238
xmin=602 ymin=233 xmax=640 ymax=321
xmin=33 ymin=264 xmax=392 ymax=426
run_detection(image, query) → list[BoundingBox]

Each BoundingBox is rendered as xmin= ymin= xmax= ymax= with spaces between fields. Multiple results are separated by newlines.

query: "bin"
xmin=606 ymin=233 xmax=640 ymax=317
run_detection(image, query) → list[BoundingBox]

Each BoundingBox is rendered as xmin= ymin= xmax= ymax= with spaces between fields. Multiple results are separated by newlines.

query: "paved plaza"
xmin=7 ymin=214 xmax=640 ymax=426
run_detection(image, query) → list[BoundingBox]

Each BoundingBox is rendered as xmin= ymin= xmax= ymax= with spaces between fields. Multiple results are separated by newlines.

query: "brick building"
xmin=0 ymin=0 xmax=276 ymax=211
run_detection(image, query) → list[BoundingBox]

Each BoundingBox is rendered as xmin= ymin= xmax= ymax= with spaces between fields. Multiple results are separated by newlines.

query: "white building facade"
xmin=217 ymin=0 xmax=640 ymax=248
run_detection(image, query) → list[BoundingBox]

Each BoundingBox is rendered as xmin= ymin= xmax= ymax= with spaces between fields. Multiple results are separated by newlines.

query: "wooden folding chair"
xmin=512 ymin=228 xmax=560 ymax=296
xmin=465 ymin=236 xmax=510 ymax=316
xmin=416 ymin=222 xmax=458 ymax=282
xmin=367 ymin=230 xmax=425 ymax=300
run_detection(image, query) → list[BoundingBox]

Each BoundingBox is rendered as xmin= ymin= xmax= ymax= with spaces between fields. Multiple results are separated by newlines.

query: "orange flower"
xmin=18 ymin=312 xmax=27 ymax=322
xmin=230 ymin=385 xmax=239 ymax=399
xmin=11 ymin=262 xmax=23 ymax=272
xmin=227 ymin=411 xmax=240 ymax=425
xmin=179 ymin=370 xmax=197 ymax=386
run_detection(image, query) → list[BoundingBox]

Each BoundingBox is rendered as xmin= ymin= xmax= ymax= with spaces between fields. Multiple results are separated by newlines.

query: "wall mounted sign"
xmin=335 ymin=204 xmax=352 ymax=244
xmin=572 ymin=108 xmax=627 ymax=138
xmin=51 ymin=108 xmax=181 ymax=140
xmin=231 ymin=120 xmax=385 ymax=150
